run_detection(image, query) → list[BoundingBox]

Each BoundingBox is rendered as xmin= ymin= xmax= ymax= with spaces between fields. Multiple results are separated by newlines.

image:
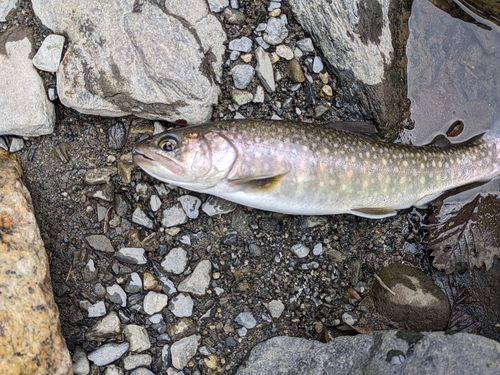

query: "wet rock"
xmin=116 ymin=247 xmax=147 ymax=265
xmin=169 ymin=293 xmax=194 ymax=318
xmin=88 ymin=301 xmax=107 ymax=318
xmin=263 ymin=17 xmax=289 ymax=45
xmin=106 ymin=284 xmax=127 ymax=307
xmin=236 ymin=331 xmax=500 ymax=375
xmin=178 ymin=195 xmax=202 ymax=219
xmin=32 ymin=0 xmax=225 ymax=124
xmin=255 ymin=47 xmax=275 ymax=92
xmin=170 ymin=334 xmax=201 ymax=369
xmin=122 ymin=354 xmax=153 ymax=371
xmin=0 ymin=150 xmax=72 ymax=375
xmin=231 ymin=64 xmax=255 ymax=89
xmin=84 ymin=166 xmax=117 ymax=184
xmin=291 ymin=243 xmax=309 ymax=258
xmin=72 ymin=347 xmax=90 ymax=375
xmin=132 ymin=208 xmax=154 ymax=229
xmin=235 ymin=312 xmax=257 ymax=329
xmin=88 ymin=342 xmax=129 ymax=366
xmin=178 ymin=259 xmax=212 ymax=296
xmin=32 ymin=34 xmax=65 ymax=72
xmin=372 ymin=263 xmax=450 ymax=331
xmin=143 ymin=291 xmax=169 ymax=315
xmin=0 ymin=26 xmax=55 ymax=136
xmin=161 ymin=247 xmax=188 ymax=275
xmin=228 ymin=36 xmax=253 ymax=52
xmin=202 ymin=196 xmax=237 ymax=216
xmin=85 ymin=311 xmax=122 ymax=341
xmin=266 ymin=300 xmax=285 ymax=319
xmin=162 ymin=204 xmax=188 ymax=227
xmin=124 ymin=325 xmax=151 ymax=353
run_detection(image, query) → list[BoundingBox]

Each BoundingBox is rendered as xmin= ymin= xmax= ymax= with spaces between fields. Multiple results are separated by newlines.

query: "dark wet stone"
xmin=108 ymin=122 xmax=127 ymax=149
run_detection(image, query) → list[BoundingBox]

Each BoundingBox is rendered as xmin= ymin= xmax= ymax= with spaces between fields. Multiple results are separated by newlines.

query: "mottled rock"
xmin=88 ymin=342 xmax=129 ymax=366
xmin=116 ymin=247 xmax=147 ymax=265
xmin=236 ymin=331 xmax=500 ymax=375
xmin=32 ymin=34 xmax=65 ymax=72
xmin=108 ymin=122 xmax=127 ymax=149
xmin=32 ymin=0 xmax=225 ymax=124
xmin=235 ymin=312 xmax=257 ymax=329
xmin=255 ymin=46 xmax=275 ymax=92
xmin=372 ymin=263 xmax=450 ymax=331
xmin=125 ymin=272 xmax=143 ymax=294
xmin=72 ymin=347 xmax=90 ymax=375
xmin=178 ymin=260 xmax=212 ymax=296
xmin=84 ymin=166 xmax=117 ymax=184
xmin=0 ymin=0 xmax=17 ymax=21
xmin=143 ymin=291 xmax=169 ymax=315
xmin=132 ymin=208 xmax=154 ymax=229
xmin=178 ymin=195 xmax=202 ymax=219
xmin=122 ymin=354 xmax=153 ymax=371
xmin=0 ymin=150 xmax=72 ymax=375
xmin=228 ymin=36 xmax=253 ymax=52
xmin=290 ymin=243 xmax=309 ymax=258
xmin=231 ymin=89 xmax=254 ymax=106
xmin=106 ymin=284 xmax=127 ymax=307
xmin=169 ymin=293 xmax=194 ymax=318
xmin=202 ymin=196 xmax=237 ymax=216
xmin=0 ymin=26 xmax=55 ymax=136
xmin=266 ymin=300 xmax=285 ymax=319
xmin=263 ymin=17 xmax=288 ymax=45
xmin=296 ymin=37 xmax=314 ymax=52
xmin=105 ymin=365 xmax=125 ymax=375
xmin=124 ymin=325 xmax=151 ymax=353
xmin=162 ymin=204 xmax=188 ymax=227
xmin=207 ymin=0 xmax=228 ymax=13
xmin=87 ymin=301 xmax=106 ymax=318
xmin=85 ymin=311 xmax=122 ymax=341
xmin=170 ymin=334 xmax=201 ymax=369
xmin=231 ymin=64 xmax=255 ymax=89
xmin=143 ymin=272 xmax=159 ymax=291
xmin=275 ymin=44 xmax=294 ymax=60
xmin=161 ymin=247 xmax=188 ymax=275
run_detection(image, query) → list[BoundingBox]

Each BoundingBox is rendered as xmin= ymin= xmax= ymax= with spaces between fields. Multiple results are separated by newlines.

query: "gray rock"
xmin=87 ymin=183 xmax=115 ymax=202
xmin=88 ymin=342 xmax=129 ymax=366
xmin=32 ymin=34 xmax=65 ymax=72
xmin=108 ymin=122 xmax=127 ymax=149
xmin=312 ymin=243 xmax=323 ymax=255
xmin=0 ymin=0 xmax=17 ymax=21
xmin=106 ymin=284 xmax=127 ymax=307
xmin=84 ymin=166 xmax=117 ymax=185
xmin=72 ymin=347 xmax=90 ymax=375
xmin=372 ymin=263 xmax=450 ymax=331
xmin=178 ymin=195 xmax=202 ymax=219
xmin=169 ymin=293 xmax=194 ymax=318
xmin=161 ymin=344 xmax=170 ymax=369
xmin=266 ymin=300 xmax=285 ymax=319
xmin=312 ymin=55 xmax=323 ymax=73
xmin=162 ymin=204 xmax=188 ymax=227
xmin=88 ymin=301 xmax=106 ymax=318
xmin=202 ymin=196 xmax=237 ymax=216
xmin=255 ymin=36 xmax=270 ymax=49
xmin=0 ymin=26 xmax=55 ymax=136
xmin=124 ymin=325 xmax=151 ymax=353
xmin=132 ymin=208 xmax=154 ymax=229
xmin=235 ymin=312 xmax=257 ymax=329
xmin=228 ymin=36 xmax=253 ymax=52
xmin=105 ymin=365 xmax=124 ymax=375
xmin=82 ymin=259 xmax=98 ymax=282
xmin=238 ymin=327 xmax=248 ymax=337
xmin=159 ymin=276 xmax=178 ymax=295
xmin=252 ymin=85 xmax=265 ymax=103
xmin=143 ymin=291 xmax=169 ymax=315
xmin=290 ymin=243 xmax=309 ymax=258
xmin=255 ymin=47 xmax=275 ymax=92
xmin=231 ymin=64 xmax=255 ymax=89
xmin=116 ymin=247 xmax=147 ymax=265
xmin=236 ymin=331 xmax=500 ymax=375
xmin=296 ymin=38 xmax=314 ymax=52
xmin=86 ymin=234 xmax=114 ymax=252
xmin=231 ymin=89 xmax=254 ymax=106
xmin=222 ymin=7 xmax=246 ymax=25
xmin=32 ymin=0 xmax=225 ymax=124
xmin=9 ymin=137 xmax=24 ymax=152
xmin=170 ymin=334 xmax=201 ymax=369
xmin=125 ymin=272 xmax=143 ymax=294
xmin=161 ymin=247 xmax=188 ymax=275
xmin=130 ymin=368 xmax=154 ymax=375
xmin=122 ymin=354 xmax=153 ymax=371
xmin=207 ymin=0 xmax=228 ymax=12
xmin=268 ymin=1 xmax=281 ymax=11
xmin=150 ymin=195 xmax=162 ymax=212
xmin=178 ymin=260 xmax=212 ymax=296
xmin=85 ymin=311 xmax=122 ymax=341
xmin=263 ymin=17 xmax=288 ymax=45
xmin=275 ymin=44 xmax=294 ymax=60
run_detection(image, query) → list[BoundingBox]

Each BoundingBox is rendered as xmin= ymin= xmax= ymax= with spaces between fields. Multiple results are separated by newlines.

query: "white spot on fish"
xmin=420 ymin=163 xmax=425 ymax=169
xmin=400 ymin=176 xmax=406 ymax=184
xmin=420 ymin=176 xmax=426 ymax=184
xmin=403 ymin=160 xmax=408 ymax=167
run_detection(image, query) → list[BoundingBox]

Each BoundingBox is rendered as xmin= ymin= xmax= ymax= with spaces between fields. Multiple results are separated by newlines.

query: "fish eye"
xmin=159 ymin=136 xmax=179 ymax=152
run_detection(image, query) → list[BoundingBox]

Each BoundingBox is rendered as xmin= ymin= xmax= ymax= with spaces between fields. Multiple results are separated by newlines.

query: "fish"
xmin=132 ymin=119 xmax=500 ymax=219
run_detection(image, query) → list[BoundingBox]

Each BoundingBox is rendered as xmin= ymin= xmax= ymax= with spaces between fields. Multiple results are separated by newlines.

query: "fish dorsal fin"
xmin=324 ymin=121 xmax=380 ymax=140
xmin=351 ymin=207 xmax=397 ymax=219
xmin=228 ymin=172 xmax=288 ymax=191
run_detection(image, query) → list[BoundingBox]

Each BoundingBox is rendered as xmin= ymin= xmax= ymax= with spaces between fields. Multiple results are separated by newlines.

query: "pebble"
xmin=230 ymin=50 xmax=241 ymax=60
xmin=161 ymin=247 xmax=188 ymax=275
xmin=263 ymin=17 xmax=288 ymax=45
xmin=235 ymin=312 xmax=257 ymax=329
xmin=255 ymin=47 xmax=275 ymax=92
xmin=297 ymin=38 xmax=314 ymax=52
xmin=85 ymin=311 xmax=122 ymax=341
xmin=170 ymin=334 xmax=201 ymax=369
xmin=240 ymin=53 xmax=252 ymax=63
xmin=135 ymin=183 xmax=149 ymax=197
xmin=32 ymin=34 xmax=65 ymax=72
xmin=268 ymin=1 xmax=281 ymax=11
xmin=178 ymin=195 xmax=202 ymax=219
xmin=169 ymin=293 xmax=194 ymax=317
xmin=237 ymin=327 xmax=247 ymax=337
xmin=143 ymin=291 xmax=169 ymax=315
xmin=342 ymin=312 xmax=357 ymax=325
xmin=125 ymin=272 xmax=143 ymax=293
xmin=255 ymin=23 xmax=267 ymax=32
xmin=108 ymin=122 xmax=127 ymax=149
xmin=9 ymin=138 xmax=24 ymax=152
xmin=162 ymin=204 xmax=188 ymax=227
xmin=88 ymin=183 xmax=115 ymax=202
xmin=231 ymin=89 xmax=254 ymax=106
xmin=117 ymin=153 xmax=135 ymax=184
xmin=159 ymin=276 xmax=178 ymax=295
xmin=115 ymin=195 xmax=131 ymax=217
xmin=255 ymin=36 xmax=270 ymax=49
xmin=178 ymin=259 xmax=212 ymax=296
xmin=88 ymin=301 xmax=106 ymax=318
xmin=266 ymin=299 xmax=285 ymax=319
xmin=88 ymin=342 xmax=129 ymax=366
xmin=130 ymin=369 xmax=154 ymax=375
xmin=291 ymin=243 xmax=310 ymax=258
xmin=314 ymin=105 xmax=330 ymax=118
xmin=222 ymin=7 xmax=246 ymax=25
xmin=82 ymin=259 xmax=98 ymax=282
xmin=287 ymin=58 xmax=305 ymax=83
xmin=72 ymin=347 xmax=90 ymax=375
xmin=206 ymin=0 xmax=228 ymax=12
xmin=143 ymin=272 xmax=159 ymax=291
xmin=275 ymin=44 xmax=294 ymax=60
xmin=116 ymin=247 xmax=147 ymax=265
xmin=231 ymin=64 xmax=255 ymax=89
xmin=155 ymin=184 xmax=169 ymax=197
xmin=252 ymin=85 xmax=265 ymax=103
xmin=124 ymin=325 xmax=151 ymax=353
xmin=106 ymin=284 xmax=127 ymax=307
xmin=313 ymin=243 xmax=323 ymax=255
xmin=321 ymin=85 xmax=333 ymax=97
xmin=132 ymin=208 xmax=154 ymax=229
xmin=104 ymin=365 xmax=124 ymax=375
xmin=150 ymin=195 xmax=161 ymax=212
xmin=228 ymin=36 xmax=253 ymax=52
xmin=122 ymin=354 xmax=153 ymax=371
xmin=86 ymin=234 xmax=114 ymax=252
xmin=161 ymin=344 xmax=170 ymax=368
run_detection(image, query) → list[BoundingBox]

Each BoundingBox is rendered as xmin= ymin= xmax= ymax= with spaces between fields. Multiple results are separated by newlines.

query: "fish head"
xmin=133 ymin=128 xmax=238 ymax=190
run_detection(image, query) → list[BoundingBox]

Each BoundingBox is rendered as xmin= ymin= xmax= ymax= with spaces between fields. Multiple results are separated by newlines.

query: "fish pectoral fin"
xmin=351 ymin=207 xmax=397 ymax=219
xmin=228 ymin=172 xmax=288 ymax=191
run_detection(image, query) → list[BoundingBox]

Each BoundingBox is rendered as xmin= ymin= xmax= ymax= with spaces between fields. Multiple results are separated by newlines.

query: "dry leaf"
xmin=424 ymin=194 xmax=500 ymax=274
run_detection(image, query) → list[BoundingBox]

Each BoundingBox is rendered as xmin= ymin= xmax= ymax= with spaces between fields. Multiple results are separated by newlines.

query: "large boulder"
xmin=32 ymin=0 xmax=226 ymax=124
xmin=0 ymin=149 xmax=73 ymax=374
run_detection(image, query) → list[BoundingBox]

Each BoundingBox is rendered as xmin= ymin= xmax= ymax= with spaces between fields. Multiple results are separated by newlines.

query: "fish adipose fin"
xmin=229 ymin=172 xmax=288 ymax=191
xmin=351 ymin=207 xmax=397 ymax=219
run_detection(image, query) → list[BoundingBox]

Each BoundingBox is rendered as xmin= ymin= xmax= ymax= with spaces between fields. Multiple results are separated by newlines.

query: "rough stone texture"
xmin=236 ymin=331 xmax=500 ymax=375
xmin=31 ymin=0 xmax=226 ymax=124
xmin=0 ymin=150 xmax=72 ymax=374
xmin=372 ymin=263 xmax=450 ymax=331
xmin=170 ymin=334 xmax=201 ymax=369
xmin=178 ymin=259 xmax=212 ymax=296
xmin=0 ymin=26 xmax=55 ymax=136
xmin=32 ymin=34 xmax=65 ymax=72
xmin=288 ymin=0 xmax=411 ymax=138
xmin=0 ymin=0 xmax=17 ymax=21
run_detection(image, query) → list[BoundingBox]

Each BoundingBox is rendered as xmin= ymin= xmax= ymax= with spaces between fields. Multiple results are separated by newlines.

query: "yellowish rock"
xmin=204 ymin=354 xmax=220 ymax=370
xmin=0 ymin=149 xmax=73 ymax=375
xmin=117 ymin=152 xmax=135 ymax=183
xmin=269 ymin=8 xmax=281 ymax=17
xmin=287 ymin=58 xmax=305 ymax=83
xmin=321 ymin=85 xmax=333 ymax=97
xmin=143 ymin=271 xmax=159 ymax=291
xmin=240 ymin=53 xmax=252 ymax=63
xmin=319 ymin=71 xmax=330 ymax=84
xmin=270 ymin=52 xmax=280 ymax=64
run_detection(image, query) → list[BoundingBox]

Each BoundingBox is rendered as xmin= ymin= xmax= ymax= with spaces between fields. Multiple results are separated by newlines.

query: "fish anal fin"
xmin=351 ymin=207 xmax=397 ymax=219
xmin=229 ymin=172 xmax=288 ymax=191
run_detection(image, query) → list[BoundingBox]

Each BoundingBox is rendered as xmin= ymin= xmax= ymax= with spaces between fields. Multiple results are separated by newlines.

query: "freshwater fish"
xmin=132 ymin=119 xmax=500 ymax=219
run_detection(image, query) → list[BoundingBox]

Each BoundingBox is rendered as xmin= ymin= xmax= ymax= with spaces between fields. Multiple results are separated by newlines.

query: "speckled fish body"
xmin=132 ymin=119 xmax=500 ymax=218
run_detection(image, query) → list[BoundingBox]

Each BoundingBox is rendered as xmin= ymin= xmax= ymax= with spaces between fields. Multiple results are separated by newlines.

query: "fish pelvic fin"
xmin=228 ymin=172 xmax=288 ymax=192
xmin=350 ymin=207 xmax=397 ymax=219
